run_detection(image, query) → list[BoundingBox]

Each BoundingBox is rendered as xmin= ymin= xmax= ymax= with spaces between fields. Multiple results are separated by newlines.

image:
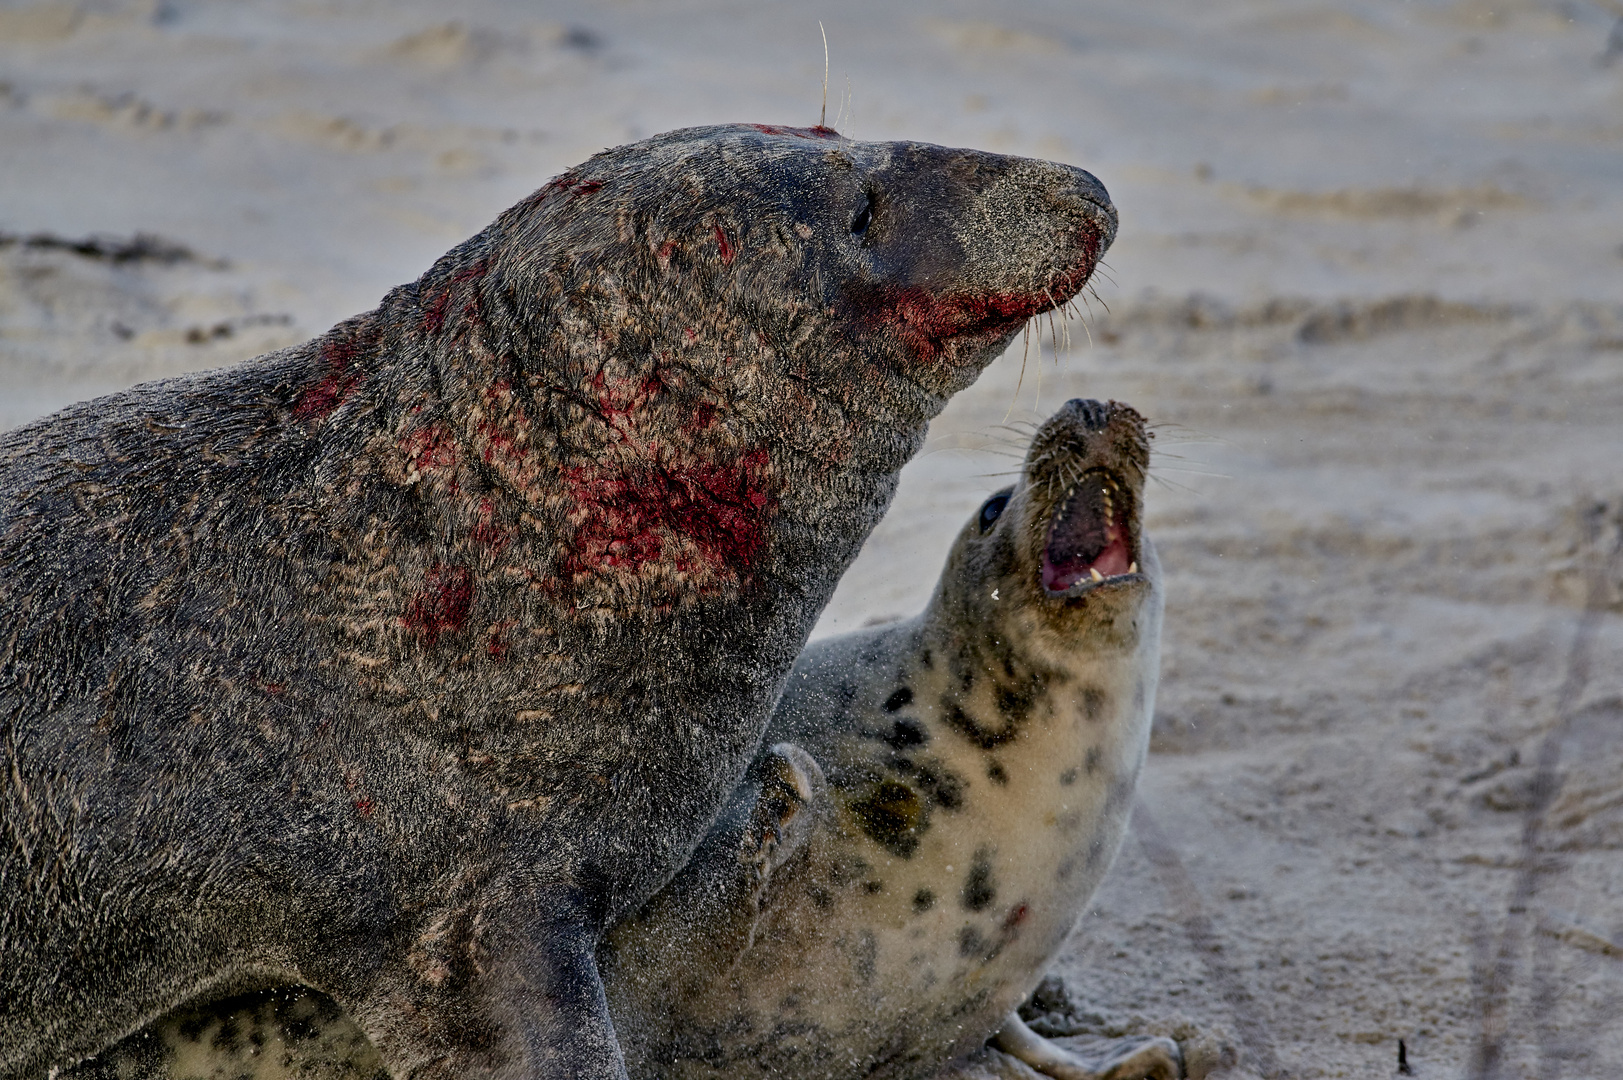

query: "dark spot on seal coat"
xmin=1 ymin=126 xmax=1115 ymax=1079
xmin=961 ymin=848 xmax=997 ymax=912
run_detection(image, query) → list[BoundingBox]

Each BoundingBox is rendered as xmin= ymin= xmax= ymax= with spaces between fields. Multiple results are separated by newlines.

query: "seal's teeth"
xmin=1090 ymin=568 xmax=1104 ymax=583
xmin=1128 ymin=561 xmax=1138 ymax=574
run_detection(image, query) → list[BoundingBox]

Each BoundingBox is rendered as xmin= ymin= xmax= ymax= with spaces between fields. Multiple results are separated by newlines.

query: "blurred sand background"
xmin=3 ymin=1 xmax=1623 ymax=1076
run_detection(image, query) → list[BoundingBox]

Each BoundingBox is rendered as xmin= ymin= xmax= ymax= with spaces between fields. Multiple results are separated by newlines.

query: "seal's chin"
xmin=1040 ymin=468 xmax=1140 ymax=596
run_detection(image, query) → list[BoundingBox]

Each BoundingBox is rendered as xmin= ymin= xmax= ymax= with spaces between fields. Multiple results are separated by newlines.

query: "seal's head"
xmin=412 ymin=122 xmax=1118 ymax=452
xmin=942 ymin=398 xmax=1155 ymax=654
xmin=473 ymin=123 xmax=1118 ymax=409
xmin=386 ymin=124 xmax=1117 ymax=613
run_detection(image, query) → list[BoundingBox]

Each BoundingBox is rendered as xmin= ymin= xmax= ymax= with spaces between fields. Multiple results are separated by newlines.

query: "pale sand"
xmin=3 ymin=2 xmax=1622 ymax=1076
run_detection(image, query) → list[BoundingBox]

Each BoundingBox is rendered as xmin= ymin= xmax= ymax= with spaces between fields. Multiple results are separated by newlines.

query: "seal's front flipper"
xmin=986 ymin=1012 xmax=1184 ymax=1080
xmin=359 ymin=913 xmax=630 ymax=1080
xmin=493 ymin=923 xmax=629 ymax=1080
xmin=739 ymin=741 xmax=828 ymax=883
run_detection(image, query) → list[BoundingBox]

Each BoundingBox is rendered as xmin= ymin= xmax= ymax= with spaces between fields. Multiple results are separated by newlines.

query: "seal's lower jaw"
xmin=1040 ymin=468 xmax=1142 ymax=598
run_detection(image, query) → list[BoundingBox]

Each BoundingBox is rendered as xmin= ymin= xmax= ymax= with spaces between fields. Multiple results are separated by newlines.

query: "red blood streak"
xmin=452 ymin=260 xmax=490 ymax=286
xmin=1004 ymin=903 xmax=1030 ymax=929
xmin=353 ymin=797 xmax=375 ymax=819
xmin=537 ymin=171 xmax=604 ymax=200
xmin=591 ymin=370 xmax=664 ymax=424
xmin=293 ymin=323 xmax=381 ymax=420
xmin=485 ymin=618 xmax=515 ymax=661
xmin=403 ymin=564 xmax=474 ymax=645
xmin=562 ymin=447 xmax=771 ymax=582
xmin=423 ymin=260 xmax=489 ymax=334
xmin=712 ymin=224 xmax=735 ymax=265
xmin=401 ymin=423 xmax=457 ymax=475
xmin=422 ymin=288 xmax=451 ymax=334
xmin=849 ymin=236 xmax=1101 ymax=362
xmin=475 ymin=418 xmax=528 ymax=466
xmin=748 ymin=124 xmax=840 ymax=140
xmin=471 ymin=497 xmax=512 ymax=552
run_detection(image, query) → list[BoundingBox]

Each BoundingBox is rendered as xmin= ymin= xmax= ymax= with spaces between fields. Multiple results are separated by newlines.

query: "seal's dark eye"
xmin=978 ymin=492 xmax=1010 ymax=534
xmin=850 ymin=195 xmax=872 ymax=237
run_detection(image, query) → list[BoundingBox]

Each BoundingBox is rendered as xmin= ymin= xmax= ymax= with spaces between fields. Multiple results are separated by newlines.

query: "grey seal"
xmin=604 ymin=398 xmax=1177 ymax=1079
xmin=68 ymin=400 xmax=1174 ymax=1080
xmin=0 ymin=123 xmax=1116 ymax=1080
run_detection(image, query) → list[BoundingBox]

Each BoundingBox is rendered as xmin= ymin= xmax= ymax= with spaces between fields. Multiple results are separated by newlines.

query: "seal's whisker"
xmin=818 ymin=22 xmax=829 ymax=128
xmin=1149 ymin=463 xmax=1231 ymax=479
xmin=1086 ymin=283 xmax=1112 ymax=317
xmin=1004 ymin=323 xmax=1034 ymax=424
xmin=1074 ymin=304 xmax=1094 ymax=348
xmin=1144 ymin=422 xmax=1226 ymax=448
xmin=1033 ymin=324 xmax=1046 ymax=413
xmin=969 ymin=439 xmax=1037 ymax=456
xmin=1146 ymin=473 xmax=1205 ymax=496
xmin=977 ymin=428 xmax=1040 ymax=443
xmin=1149 ymin=450 xmax=1224 ymax=467
xmin=838 ymin=75 xmax=854 ymax=132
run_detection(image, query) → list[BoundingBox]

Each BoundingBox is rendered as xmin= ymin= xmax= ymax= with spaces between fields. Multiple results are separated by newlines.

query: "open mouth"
xmin=1040 ymin=468 xmax=1138 ymax=595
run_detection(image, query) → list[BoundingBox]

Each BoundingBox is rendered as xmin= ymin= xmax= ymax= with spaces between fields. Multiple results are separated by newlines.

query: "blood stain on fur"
xmin=403 ymin=564 xmax=474 ymax=645
xmin=712 ymin=223 xmax=735 ymax=264
xmin=562 ymin=447 xmax=771 ymax=585
xmin=401 ymin=424 xmax=456 ymax=477
xmin=293 ymin=322 xmax=381 ymax=419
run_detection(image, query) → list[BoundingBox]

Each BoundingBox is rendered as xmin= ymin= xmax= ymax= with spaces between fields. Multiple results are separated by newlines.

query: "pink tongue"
xmin=1041 ymin=520 xmax=1132 ymax=592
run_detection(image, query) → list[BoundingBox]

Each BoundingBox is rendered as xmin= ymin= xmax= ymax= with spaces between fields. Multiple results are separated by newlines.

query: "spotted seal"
xmin=66 ymin=399 xmax=1175 ymax=1080
xmin=602 ymin=397 xmax=1178 ymax=1079
xmin=0 ymin=124 xmax=1116 ymax=1080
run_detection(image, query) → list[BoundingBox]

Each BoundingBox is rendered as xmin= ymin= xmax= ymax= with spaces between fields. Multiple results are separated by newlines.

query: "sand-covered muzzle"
xmin=831 ymin=142 xmax=1117 ymax=373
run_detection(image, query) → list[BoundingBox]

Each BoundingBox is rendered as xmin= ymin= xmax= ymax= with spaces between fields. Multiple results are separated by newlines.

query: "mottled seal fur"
xmin=602 ymin=398 xmax=1176 ymax=1079
xmin=69 ymin=400 xmax=1171 ymax=1080
xmin=0 ymin=124 xmax=1116 ymax=1080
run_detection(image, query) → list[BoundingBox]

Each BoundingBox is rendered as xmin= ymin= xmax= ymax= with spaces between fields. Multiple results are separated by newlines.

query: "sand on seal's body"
xmin=0 ymin=123 xmax=1115 ymax=1080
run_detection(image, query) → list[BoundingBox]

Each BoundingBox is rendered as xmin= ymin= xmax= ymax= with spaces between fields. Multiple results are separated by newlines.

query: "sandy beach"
xmin=3 ymin=1 xmax=1622 ymax=1076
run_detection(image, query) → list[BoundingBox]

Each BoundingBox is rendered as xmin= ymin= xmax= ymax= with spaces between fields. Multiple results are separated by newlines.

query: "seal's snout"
xmin=833 ymin=141 xmax=1115 ymax=379
xmin=1024 ymin=400 xmax=1149 ymax=598
xmin=1065 ymin=397 xmax=1117 ymax=434
xmin=1046 ymin=166 xmax=1118 ymax=263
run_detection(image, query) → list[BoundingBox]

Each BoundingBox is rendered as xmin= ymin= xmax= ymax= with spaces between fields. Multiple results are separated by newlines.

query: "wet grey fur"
xmin=0 ymin=124 xmax=1114 ymax=1079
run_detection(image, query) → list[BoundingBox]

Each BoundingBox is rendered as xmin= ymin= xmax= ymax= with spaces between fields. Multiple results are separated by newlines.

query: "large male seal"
xmin=0 ymin=124 xmax=1116 ymax=1080
xmin=604 ymin=397 xmax=1177 ymax=1079
xmin=65 ymin=399 xmax=1174 ymax=1080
